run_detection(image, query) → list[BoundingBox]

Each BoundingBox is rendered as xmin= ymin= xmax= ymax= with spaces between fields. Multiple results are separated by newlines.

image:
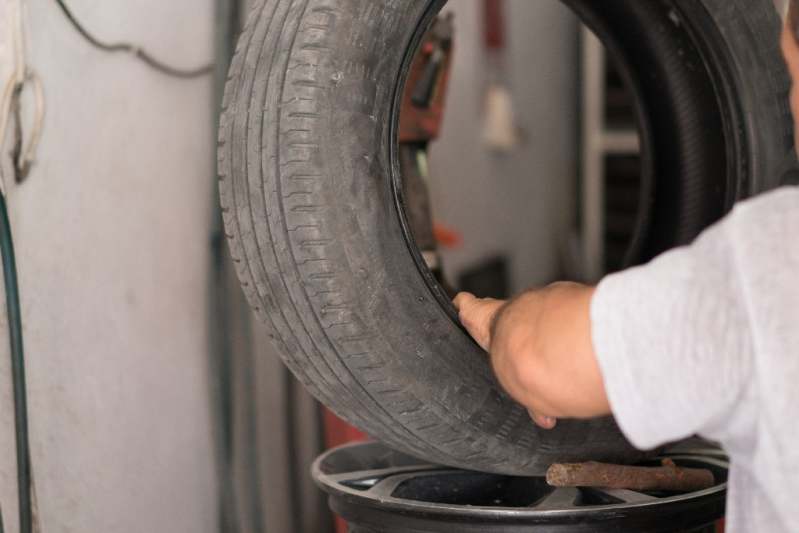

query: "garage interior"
xmin=0 ymin=0 xmax=791 ymax=532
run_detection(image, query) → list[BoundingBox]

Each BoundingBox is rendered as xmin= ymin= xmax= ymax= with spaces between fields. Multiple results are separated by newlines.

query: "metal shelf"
xmin=580 ymin=27 xmax=641 ymax=282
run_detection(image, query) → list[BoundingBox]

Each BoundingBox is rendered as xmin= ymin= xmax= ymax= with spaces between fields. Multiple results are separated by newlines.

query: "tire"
xmin=566 ymin=0 xmax=794 ymax=266
xmin=218 ymin=0 xmax=791 ymax=475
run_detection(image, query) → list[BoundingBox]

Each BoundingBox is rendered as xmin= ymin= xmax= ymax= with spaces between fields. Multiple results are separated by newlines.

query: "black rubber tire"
xmin=566 ymin=0 xmax=794 ymax=265
xmin=218 ymin=0 xmax=791 ymax=475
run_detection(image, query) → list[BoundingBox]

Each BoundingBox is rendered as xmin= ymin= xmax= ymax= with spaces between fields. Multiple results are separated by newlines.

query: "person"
xmin=453 ymin=4 xmax=799 ymax=531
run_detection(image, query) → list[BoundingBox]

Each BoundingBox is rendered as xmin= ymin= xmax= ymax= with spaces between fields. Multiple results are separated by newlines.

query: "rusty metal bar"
xmin=546 ymin=459 xmax=714 ymax=492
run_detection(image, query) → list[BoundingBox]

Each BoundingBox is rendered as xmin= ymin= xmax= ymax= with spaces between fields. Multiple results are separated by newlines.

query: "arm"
xmin=454 ymin=282 xmax=610 ymax=429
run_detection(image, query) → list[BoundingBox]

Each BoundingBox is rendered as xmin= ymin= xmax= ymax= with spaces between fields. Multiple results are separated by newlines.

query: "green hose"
xmin=0 ymin=192 xmax=32 ymax=533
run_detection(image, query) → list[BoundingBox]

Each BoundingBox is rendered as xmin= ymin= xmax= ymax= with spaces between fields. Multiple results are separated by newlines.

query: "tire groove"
xmin=246 ymin=0 xmax=409 ymax=440
xmin=238 ymin=0 xmax=354 ymax=415
xmin=271 ymin=0 xmax=445 ymax=455
xmin=224 ymin=0 xmax=329 ymax=407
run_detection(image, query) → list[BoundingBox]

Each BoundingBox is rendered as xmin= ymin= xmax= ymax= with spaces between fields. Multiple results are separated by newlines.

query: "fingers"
xmin=528 ymin=410 xmax=557 ymax=430
xmin=453 ymin=292 xmax=505 ymax=352
xmin=456 ymin=292 xmax=559 ymax=431
xmin=452 ymin=292 xmax=476 ymax=311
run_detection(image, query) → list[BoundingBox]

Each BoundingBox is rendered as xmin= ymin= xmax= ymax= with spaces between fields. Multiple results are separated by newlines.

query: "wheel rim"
xmin=314 ymin=441 xmax=728 ymax=529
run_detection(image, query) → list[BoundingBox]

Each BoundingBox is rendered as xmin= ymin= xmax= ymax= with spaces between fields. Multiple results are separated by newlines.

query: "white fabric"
xmin=591 ymin=186 xmax=799 ymax=532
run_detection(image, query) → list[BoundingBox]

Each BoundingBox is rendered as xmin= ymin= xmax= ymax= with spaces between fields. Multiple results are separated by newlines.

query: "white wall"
xmin=0 ymin=0 xmax=217 ymax=531
xmin=430 ymin=0 xmax=580 ymax=293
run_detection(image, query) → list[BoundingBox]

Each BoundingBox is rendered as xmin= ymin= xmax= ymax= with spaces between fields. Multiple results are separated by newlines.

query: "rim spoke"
xmin=664 ymin=454 xmax=730 ymax=469
xmin=328 ymin=465 xmax=445 ymax=490
xmin=529 ymin=487 xmax=581 ymax=509
xmin=589 ymin=487 xmax=658 ymax=503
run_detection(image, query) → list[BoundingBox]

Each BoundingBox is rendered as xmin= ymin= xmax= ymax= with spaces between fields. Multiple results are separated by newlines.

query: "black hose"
xmin=0 ymin=192 xmax=32 ymax=533
xmin=53 ymin=0 xmax=214 ymax=79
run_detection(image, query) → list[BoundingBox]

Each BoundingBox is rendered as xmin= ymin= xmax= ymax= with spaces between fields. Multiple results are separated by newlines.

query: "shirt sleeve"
xmin=590 ymin=216 xmax=755 ymax=451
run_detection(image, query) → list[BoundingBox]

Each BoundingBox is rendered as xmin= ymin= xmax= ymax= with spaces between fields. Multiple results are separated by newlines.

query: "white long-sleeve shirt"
xmin=591 ymin=186 xmax=799 ymax=532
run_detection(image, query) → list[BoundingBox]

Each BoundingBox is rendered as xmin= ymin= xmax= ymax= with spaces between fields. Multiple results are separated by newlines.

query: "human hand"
xmin=452 ymin=292 xmax=504 ymax=351
xmin=454 ymin=284 xmax=611 ymax=430
xmin=453 ymin=291 xmax=556 ymax=429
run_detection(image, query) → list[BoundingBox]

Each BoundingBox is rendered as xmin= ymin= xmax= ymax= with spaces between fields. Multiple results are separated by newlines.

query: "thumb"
xmin=452 ymin=291 xmax=477 ymax=311
xmin=453 ymin=292 xmax=504 ymax=352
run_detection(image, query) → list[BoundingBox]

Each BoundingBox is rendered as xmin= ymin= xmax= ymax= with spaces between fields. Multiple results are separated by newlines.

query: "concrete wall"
xmin=0 ymin=0 xmax=217 ymax=531
xmin=430 ymin=0 xmax=580 ymax=293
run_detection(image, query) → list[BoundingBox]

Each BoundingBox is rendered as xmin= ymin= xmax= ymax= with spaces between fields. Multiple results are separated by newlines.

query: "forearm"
xmin=490 ymin=282 xmax=611 ymax=419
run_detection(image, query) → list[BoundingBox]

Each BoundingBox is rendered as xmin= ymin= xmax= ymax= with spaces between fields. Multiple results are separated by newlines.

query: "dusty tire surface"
xmin=218 ymin=0 xmax=791 ymax=474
